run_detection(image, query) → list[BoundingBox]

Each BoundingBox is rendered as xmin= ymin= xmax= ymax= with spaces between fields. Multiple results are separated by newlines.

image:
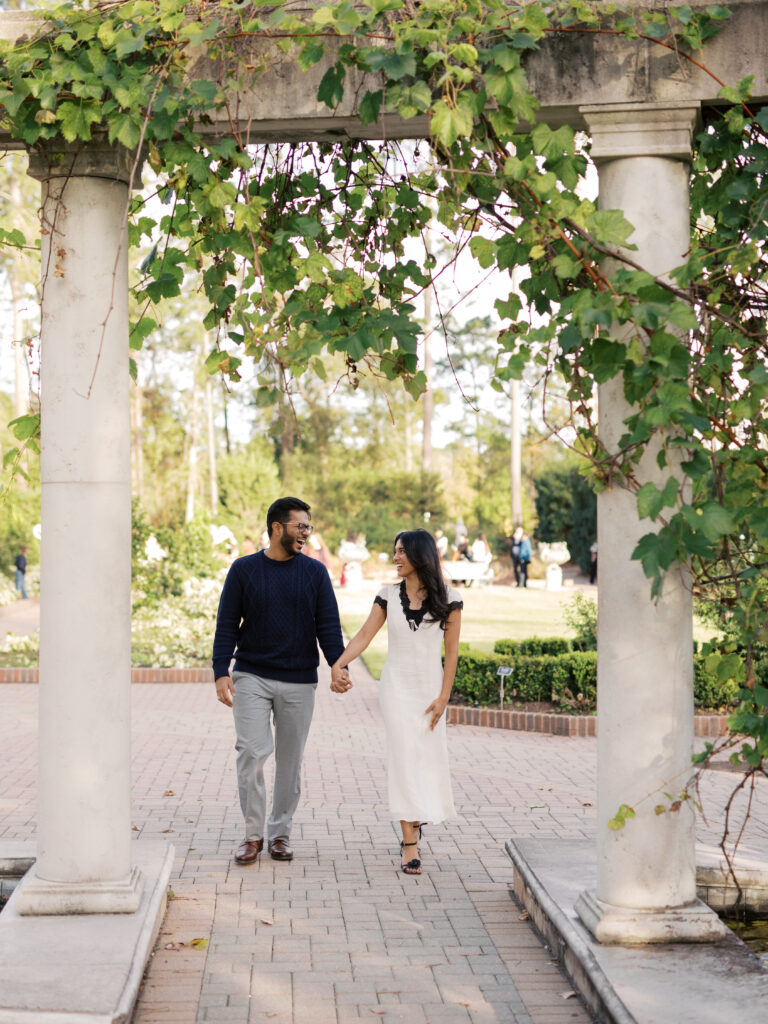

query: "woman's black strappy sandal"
xmin=400 ymin=824 xmax=424 ymax=875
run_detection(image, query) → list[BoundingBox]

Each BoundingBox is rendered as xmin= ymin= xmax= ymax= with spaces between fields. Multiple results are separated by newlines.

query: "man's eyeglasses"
xmin=282 ymin=521 xmax=314 ymax=535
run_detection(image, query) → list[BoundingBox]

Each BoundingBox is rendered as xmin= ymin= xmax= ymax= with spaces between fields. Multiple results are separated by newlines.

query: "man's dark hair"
xmin=266 ymin=497 xmax=311 ymax=537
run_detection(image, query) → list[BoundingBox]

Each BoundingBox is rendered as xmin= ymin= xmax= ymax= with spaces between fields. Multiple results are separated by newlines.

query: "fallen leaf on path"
xmin=131 ymin=826 xmax=140 ymax=831
xmin=189 ymin=937 xmax=208 ymax=950
xmin=163 ymin=790 xmax=175 ymax=796
xmin=538 ymin=786 xmax=552 ymax=791
xmin=260 ymin=919 xmax=274 ymax=926
xmin=163 ymin=942 xmax=184 ymax=951
xmin=582 ymin=802 xmax=593 ymax=807
xmin=162 ymin=829 xmax=173 ymax=834
xmin=518 ymin=910 xmax=530 ymax=921
xmin=369 ymin=1011 xmax=386 ymax=1016
xmin=561 ymin=990 xmax=578 ymax=999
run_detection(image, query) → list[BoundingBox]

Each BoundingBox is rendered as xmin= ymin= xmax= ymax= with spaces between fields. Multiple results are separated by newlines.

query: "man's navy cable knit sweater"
xmin=212 ymin=550 xmax=344 ymax=683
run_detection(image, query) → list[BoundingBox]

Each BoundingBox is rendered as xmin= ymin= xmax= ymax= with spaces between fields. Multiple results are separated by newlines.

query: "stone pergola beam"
xmin=1 ymin=2 xmax=767 ymax=146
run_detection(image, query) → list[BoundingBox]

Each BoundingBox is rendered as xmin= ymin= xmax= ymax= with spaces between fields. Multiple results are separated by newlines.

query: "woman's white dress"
xmin=375 ymin=582 xmax=463 ymax=824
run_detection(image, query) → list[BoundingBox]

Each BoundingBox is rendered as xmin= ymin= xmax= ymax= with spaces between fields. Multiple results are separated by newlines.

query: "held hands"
xmin=425 ymin=696 xmax=448 ymax=731
xmin=330 ymin=664 xmax=353 ymax=694
xmin=215 ymin=675 xmax=235 ymax=707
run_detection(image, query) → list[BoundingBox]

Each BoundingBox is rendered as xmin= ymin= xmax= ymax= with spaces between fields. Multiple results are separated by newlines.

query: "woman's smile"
xmin=393 ymin=542 xmax=414 ymax=576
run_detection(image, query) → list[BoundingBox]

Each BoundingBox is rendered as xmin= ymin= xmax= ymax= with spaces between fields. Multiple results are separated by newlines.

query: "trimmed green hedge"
xmin=453 ymin=648 xmax=596 ymax=710
xmin=494 ymin=637 xmax=573 ymax=657
xmin=693 ymin=654 xmax=738 ymax=709
xmin=454 ymin=642 xmax=747 ymax=711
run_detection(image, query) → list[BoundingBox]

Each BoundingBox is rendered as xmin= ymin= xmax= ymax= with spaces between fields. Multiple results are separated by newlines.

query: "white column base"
xmin=14 ymin=864 xmax=143 ymax=916
xmin=575 ymin=889 xmax=729 ymax=945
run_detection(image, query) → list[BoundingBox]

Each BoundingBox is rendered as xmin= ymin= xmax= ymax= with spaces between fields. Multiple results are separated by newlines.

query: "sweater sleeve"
xmin=212 ymin=563 xmax=243 ymax=679
xmin=314 ymin=568 xmax=344 ymax=667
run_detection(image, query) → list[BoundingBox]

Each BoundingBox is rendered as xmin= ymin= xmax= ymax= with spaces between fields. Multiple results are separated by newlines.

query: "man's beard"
xmin=280 ymin=532 xmax=300 ymax=558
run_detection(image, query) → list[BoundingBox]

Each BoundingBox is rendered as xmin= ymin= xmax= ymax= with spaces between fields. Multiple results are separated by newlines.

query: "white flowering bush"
xmin=0 ymin=574 xmax=18 ymax=607
xmin=131 ymin=572 xmax=225 ymax=667
xmin=0 ymin=572 xmax=226 ymax=668
xmin=0 ymin=630 xmax=39 ymax=666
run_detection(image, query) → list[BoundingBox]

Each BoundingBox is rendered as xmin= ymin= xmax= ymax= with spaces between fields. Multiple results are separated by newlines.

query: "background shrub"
xmin=454 ymin=645 xmax=738 ymax=712
xmin=494 ymin=637 xmax=572 ymax=656
xmin=562 ymin=593 xmax=597 ymax=651
xmin=452 ymin=648 xmax=597 ymax=708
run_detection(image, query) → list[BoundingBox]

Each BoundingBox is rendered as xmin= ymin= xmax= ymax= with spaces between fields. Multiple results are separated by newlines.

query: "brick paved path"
xmin=2 ymin=666 xmax=766 ymax=1024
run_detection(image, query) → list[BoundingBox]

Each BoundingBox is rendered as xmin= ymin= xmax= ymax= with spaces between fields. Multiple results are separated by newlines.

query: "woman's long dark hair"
xmin=395 ymin=529 xmax=452 ymax=629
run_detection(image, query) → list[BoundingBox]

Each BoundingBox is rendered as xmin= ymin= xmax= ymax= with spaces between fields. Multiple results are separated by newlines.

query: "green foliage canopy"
xmin=0 ymin=0 xmax=766 ymax=770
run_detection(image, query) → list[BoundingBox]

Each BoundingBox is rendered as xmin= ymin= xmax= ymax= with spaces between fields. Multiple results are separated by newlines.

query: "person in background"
xmin=518 ymin=531 xmax=532 ymax=588
xmin=212 ymin=496 xmax=349 ymax=866
xmin=589 ymin=540 xmax=598 ymax=585
xmin=305 ymin=531 xmax=333 ymax=574
xmin=14 ymin=546 xmax=28 ymax=600
xmin=470 ymin=532 xmax=491 ymax=566
xmin=435 ymin=529 xmax=449 ymax=560
xmin=510 ymin=527 xmax=523 ymax=586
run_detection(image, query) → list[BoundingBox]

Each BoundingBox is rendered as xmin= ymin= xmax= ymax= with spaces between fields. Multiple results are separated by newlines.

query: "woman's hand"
xmin=331 ymin=664 xmax=352 ymax=693
xmin=425 ymin=696 xmax=448 ymax=731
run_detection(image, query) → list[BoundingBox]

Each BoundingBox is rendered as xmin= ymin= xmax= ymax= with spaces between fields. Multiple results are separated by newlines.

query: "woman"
xmin=333 ymin=529 xmax=463 ymax=875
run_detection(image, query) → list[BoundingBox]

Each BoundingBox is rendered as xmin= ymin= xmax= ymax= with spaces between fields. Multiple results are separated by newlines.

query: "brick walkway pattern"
xmin=1 ymin=662 xmax=766 ymax=1024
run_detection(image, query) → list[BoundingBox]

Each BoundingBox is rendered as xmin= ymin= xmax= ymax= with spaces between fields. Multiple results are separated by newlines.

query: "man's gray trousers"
xmin=232 ymin=670 xmax=317 ymax=843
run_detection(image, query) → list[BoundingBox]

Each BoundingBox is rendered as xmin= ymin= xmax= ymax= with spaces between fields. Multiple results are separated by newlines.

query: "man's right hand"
xmin=215 ymin=675 xmax=235 ymax=707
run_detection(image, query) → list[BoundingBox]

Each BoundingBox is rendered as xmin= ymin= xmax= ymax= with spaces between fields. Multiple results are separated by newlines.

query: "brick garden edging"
xmin=0 ymin=667 xmax=729 ymax=737
xmin=446 ymin=705 xmax=728 ymax=738
xmin=447 ymin=704 xmax=597 ymax=736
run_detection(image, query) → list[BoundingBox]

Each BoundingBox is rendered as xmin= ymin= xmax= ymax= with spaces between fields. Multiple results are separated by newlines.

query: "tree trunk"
xmin=510 ymin=378 xmax=523 ymax=526
xmin=421 ymin=225 xmax=433 ymax=474
xmin=131 ymin=382 xmax=145 ymax=504
xmin=185 ymin=340 xmax=201 ymax=523
xmin=222 ymin=383 xmax=231 ymax=454
xmin=205 ymin=373 xmax=218 ymax=515
xmin=404 ymin=399 xmax=413 ymax=473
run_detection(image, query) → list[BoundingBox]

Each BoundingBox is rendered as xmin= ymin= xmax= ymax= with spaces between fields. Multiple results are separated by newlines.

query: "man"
xmin=14 ymin=546 xmax=28 ymax=600
xmin=213 ymin=497 xmax=350 ymax=865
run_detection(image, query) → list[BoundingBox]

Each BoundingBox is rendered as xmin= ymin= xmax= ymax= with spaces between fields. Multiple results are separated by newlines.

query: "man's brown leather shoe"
xmin=268 ymin=838 xmax=293 ymax=861
xmin=234 ymin=839 xmax=263 ymax=864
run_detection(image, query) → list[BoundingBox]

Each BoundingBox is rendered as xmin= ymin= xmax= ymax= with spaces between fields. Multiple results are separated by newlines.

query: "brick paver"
xmin=1 ymin=658 xmax=766 ymax=1023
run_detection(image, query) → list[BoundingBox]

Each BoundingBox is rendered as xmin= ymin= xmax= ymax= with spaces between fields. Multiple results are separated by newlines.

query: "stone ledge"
xmin=0 ymin=841 xmax=174 ymax=1024
xmin=507 ymin=837 xmax=768 ymax=1024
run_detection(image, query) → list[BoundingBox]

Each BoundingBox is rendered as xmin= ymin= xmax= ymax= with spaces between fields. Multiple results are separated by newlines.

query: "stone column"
xmin=574 ymin=103 xmax=727 ymax=943
xmin=15 ymin=143 xmax=142 ymax=914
